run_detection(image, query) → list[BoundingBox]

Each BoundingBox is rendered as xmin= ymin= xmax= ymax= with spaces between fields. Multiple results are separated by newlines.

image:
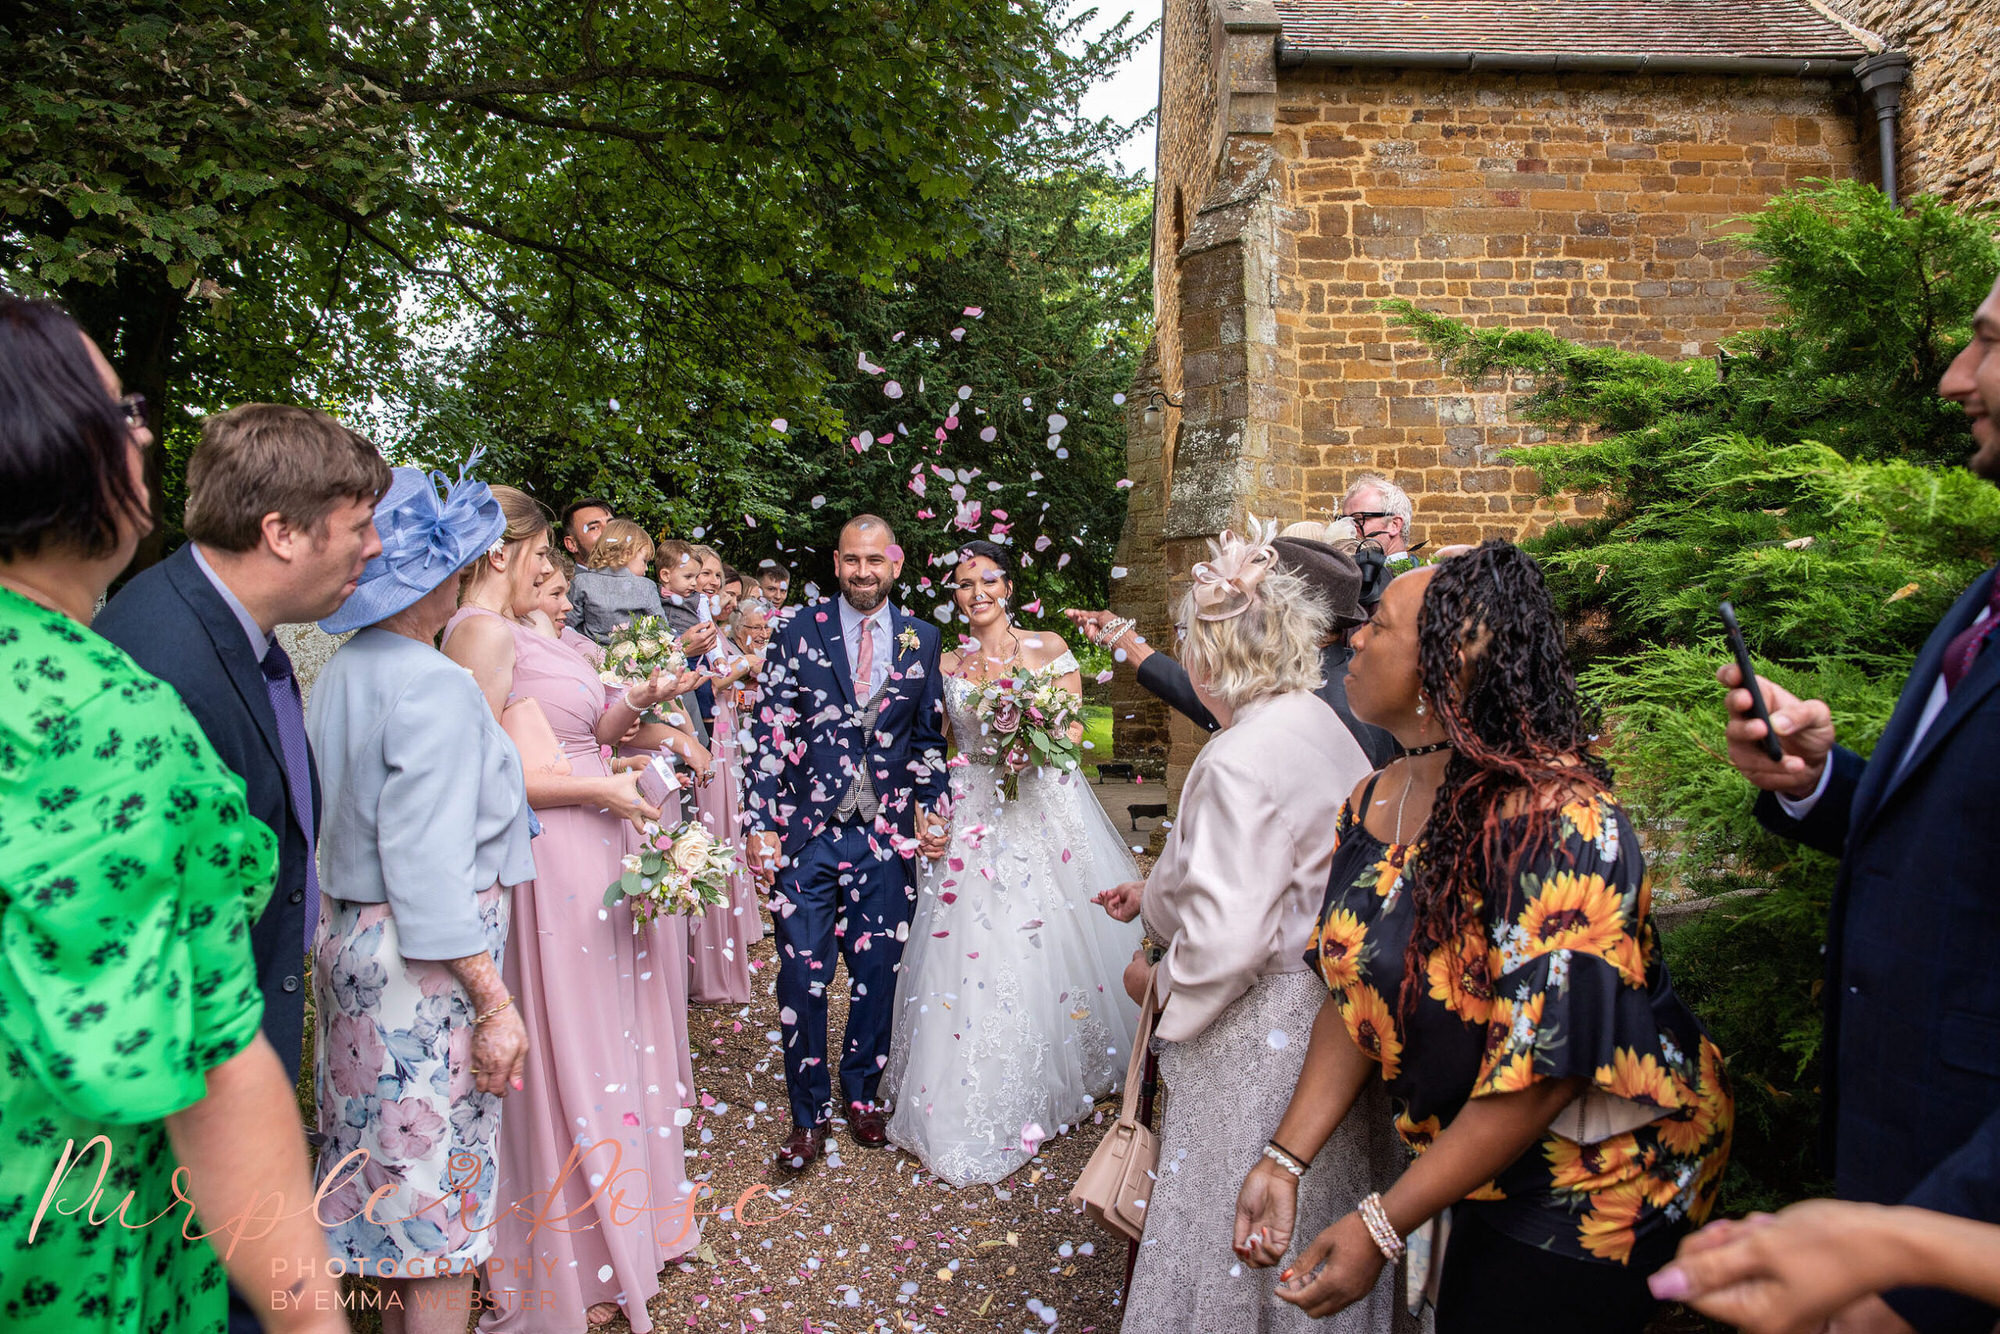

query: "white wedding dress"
xmin=884 ymin=653 xmax=1146 ymax=1186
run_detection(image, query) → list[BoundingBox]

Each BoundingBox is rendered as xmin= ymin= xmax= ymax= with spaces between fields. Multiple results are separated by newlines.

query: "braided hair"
xmin=1400 ymin=540 xmax=1610 ymax=1016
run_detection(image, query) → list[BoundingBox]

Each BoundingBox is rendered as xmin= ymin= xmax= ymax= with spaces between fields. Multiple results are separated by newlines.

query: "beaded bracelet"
xmin=1356 ymin=1191 xmax=1405 ymax=1262
xmin=474 ymin=996 xmax=514 ymax=1026
xmin=1261 ymin=1142 xmax=1306 ymax=1179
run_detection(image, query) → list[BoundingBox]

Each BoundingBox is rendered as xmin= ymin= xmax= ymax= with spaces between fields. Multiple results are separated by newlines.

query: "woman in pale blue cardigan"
xmin=304 ymin=461 xmax=536 ymax=1326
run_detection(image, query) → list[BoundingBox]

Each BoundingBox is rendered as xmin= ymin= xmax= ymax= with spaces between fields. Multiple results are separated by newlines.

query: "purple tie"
xmin=1940 ymin=572 xmax=2000 ymax=695
xmin=260 ymin=639 xmax=320 ymax=952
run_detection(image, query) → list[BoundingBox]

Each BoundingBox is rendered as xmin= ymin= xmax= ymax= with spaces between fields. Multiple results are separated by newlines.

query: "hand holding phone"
xmin=1716 ymin=602 xmax=1838 ymax=797
xmin=1719 ymin=602 xmax=1785 ymax=763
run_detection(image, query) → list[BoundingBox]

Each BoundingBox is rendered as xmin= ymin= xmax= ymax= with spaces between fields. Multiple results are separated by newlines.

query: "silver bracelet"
xmin=1356 ymin=1191 xmax=1405 ymax=1262
xmin=1260 ymin=1142 xmax=1306 ymax=1179
xmin=1092 ymin=616 xmax=1134 ymax=649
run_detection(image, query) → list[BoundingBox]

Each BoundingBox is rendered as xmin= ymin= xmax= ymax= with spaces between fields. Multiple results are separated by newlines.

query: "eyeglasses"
xmin=1343 ymin=510 xmax=1394 ymax=524
xmin=118 ymin=392 xmax=147 ymax=427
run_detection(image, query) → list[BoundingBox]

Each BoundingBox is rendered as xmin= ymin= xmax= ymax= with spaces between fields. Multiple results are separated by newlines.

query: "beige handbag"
xmin=1067 ymin=973 xmax=1162 ymax=1242
xmin=501 ymin=696 xmax=571 ymax=778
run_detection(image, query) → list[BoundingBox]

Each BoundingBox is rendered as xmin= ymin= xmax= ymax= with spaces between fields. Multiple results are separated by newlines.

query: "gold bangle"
xmin=474 ymin=996 xmax=513 ymax=1026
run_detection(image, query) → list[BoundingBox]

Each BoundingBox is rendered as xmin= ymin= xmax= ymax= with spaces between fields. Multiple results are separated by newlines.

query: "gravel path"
xmin=632 ymin=934 xmax=1134 ymax=1334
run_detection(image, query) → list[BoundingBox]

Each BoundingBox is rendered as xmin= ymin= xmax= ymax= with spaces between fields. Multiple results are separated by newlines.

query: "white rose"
xmin=671 ymin=829 xmax=714 ymax=873
xmin=620 ymin=853 xmax=643 ymax=875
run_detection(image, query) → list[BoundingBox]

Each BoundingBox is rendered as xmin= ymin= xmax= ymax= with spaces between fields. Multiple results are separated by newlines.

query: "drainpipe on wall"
xmin=1854 ymin=52 xmax=1911 ymax=205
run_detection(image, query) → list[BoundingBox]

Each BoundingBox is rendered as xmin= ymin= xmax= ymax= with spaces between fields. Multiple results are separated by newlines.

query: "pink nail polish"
xmin=1648 ymin=1267 xmax=1691 ymax=1301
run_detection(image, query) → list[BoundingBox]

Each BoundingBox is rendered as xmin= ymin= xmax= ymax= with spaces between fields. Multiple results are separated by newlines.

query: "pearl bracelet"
xmin=1261 ymin=1142 xmax=1306 ymax=1179
xmin=1356 ymin=1191 xmax=1405 ymax=1262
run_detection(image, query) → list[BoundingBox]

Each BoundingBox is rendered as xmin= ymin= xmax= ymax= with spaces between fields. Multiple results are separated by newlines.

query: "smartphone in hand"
xmin=1719 ymin=601 xmax=1785 ymax=763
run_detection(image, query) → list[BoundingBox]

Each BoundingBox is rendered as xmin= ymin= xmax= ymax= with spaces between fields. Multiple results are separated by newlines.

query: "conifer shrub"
xmin=1386 ymin=180 xmax=2000 ymax=1210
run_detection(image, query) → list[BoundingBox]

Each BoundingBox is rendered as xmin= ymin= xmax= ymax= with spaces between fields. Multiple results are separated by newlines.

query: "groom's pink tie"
xmin=853 ymin=616 xmax=875 ymax=701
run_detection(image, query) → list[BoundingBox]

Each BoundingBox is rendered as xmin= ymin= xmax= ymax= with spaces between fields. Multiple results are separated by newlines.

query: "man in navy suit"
xmin=95 ymin=405 xmax=388 ymax=1333
xmin=1722 ymin=276 xmax=2000 ymax=1334
xmin=746 ymin=514 xmax=950 ymax=1169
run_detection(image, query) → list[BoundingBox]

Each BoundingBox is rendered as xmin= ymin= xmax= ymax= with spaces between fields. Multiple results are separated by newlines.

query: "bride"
xmin=884 ymin=540 xmax=1146 ymax=1186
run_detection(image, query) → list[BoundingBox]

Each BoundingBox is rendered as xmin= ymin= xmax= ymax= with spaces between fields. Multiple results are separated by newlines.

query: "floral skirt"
xmin=312 ymin=884 xmax=511 ymax=1277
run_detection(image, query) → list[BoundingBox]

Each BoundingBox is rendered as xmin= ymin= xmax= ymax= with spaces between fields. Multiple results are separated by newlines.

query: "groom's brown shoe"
xmin=847 ymin=1102 xmax=889 ymax=1147
xmin=775 ymin=1123 xmax=825 ymax=1171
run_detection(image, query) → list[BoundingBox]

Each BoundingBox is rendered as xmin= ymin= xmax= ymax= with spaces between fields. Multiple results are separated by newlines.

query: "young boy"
xmin=757 ymin=560 xmax=791 ymax=611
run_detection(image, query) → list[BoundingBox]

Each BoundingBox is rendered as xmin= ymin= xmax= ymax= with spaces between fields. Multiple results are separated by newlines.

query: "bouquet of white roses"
xmin=970 ymin=665 xmax=1086 ymax=799
xmin=599 ymin=614 xmax=688 ymax=720
xmin=603 ymin=820 xmax=739 ymax=931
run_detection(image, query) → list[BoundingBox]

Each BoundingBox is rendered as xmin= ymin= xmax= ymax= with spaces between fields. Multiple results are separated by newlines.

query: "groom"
xmin=745 ymin=514 xmax=951 ymax=1169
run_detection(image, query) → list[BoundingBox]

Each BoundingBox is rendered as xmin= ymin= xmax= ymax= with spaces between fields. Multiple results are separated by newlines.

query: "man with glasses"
xmin=1339 ymin=474 xmax=1417 ymax=566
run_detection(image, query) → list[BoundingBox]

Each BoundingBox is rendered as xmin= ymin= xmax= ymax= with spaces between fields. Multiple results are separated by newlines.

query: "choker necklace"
xmin=1402 ymin=739 xmax=1452 ymax=757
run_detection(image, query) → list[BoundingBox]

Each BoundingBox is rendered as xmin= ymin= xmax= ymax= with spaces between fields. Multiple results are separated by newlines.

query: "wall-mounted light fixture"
xmin=1141 ymin=390 xmax=1184 ymax=432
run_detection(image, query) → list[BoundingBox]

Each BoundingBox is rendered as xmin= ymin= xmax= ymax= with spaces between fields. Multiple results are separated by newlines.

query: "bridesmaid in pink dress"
xmin=531 ymin=563 xmax=701 ymax=1110
xmin=444 ymin=491 xmax=697 ymax=1334
xmin=685 ymin=552 xmax=759 ymax=1003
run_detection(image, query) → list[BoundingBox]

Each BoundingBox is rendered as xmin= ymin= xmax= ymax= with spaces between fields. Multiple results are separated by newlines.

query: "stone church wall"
xmin=1272 ymin=66 xmax=1866 ymax=547
xmin=1823 ymin=0 xmax=1998 ymax=207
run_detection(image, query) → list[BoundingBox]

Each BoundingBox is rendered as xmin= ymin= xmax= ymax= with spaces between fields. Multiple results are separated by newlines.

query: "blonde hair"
xmin=489 ymin=484 xmax=551 ymax=545
xmin=656 ymin=537 xmax=696 ymax=571
xmin=588 ymin=518 xmax=655 ymax=570
xmin=1177 ymin=564 xmax=1328 ymax=710
xmin=689 ymin=543 xmax=722 ymax=567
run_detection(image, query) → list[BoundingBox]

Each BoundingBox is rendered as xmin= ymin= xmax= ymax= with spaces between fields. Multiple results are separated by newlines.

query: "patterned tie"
xmin=260 ymin=639 xmax=321 ymax=951
xmin=1941 ymin=571 xmax=2000 ymax=694
xmin=853 ymin=614 xmax=875 ymax=702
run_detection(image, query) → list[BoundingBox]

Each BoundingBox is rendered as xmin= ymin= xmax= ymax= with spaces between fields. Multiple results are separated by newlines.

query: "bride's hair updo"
xmin=952 ymin=539 xmax=1014 ymax=604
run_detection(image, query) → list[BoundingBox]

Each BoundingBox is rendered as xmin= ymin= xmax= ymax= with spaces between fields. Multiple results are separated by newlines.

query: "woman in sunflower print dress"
xmin=1234 ymin=542 xmax=1732 ymax=1334
xmin=0 ymin=296 xmax=341 ymax=1332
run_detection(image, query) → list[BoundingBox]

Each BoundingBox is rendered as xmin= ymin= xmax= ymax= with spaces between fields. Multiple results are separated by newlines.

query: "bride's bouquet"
xmin=599 ymin=614 xmax=688 ymax=720
xmin=969 ymin=665 xmax=1086 ymax=799
xmin=604 ymin=820 xmax=740 ymax=931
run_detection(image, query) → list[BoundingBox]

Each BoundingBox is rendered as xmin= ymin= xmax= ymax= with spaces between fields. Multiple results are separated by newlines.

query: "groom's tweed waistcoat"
xmin=833 ymin=686 xmax=892 ymax=823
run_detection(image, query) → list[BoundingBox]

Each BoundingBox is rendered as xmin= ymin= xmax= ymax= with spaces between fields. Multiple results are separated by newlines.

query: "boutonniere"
xmin=897 ymin=625 xmax=921 ymax=655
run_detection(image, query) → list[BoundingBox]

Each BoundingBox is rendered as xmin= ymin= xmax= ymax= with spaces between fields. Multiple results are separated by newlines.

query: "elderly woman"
xmin=0 ymin=296 xmax=341 ymax=1332
xmin=305 ymin=463 xmax=536 ymax=1326
xmin=1234 ymin=545 xmax=1732 ymax=1334
xmin=1097 ymin=521 xmax=1406 ymax=1334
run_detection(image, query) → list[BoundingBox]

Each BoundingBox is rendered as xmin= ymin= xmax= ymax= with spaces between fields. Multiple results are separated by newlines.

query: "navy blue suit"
xmin=1756 ymin=566 xmax=2000 ymax=1333
xmin=95 ymin=546 xmax=315 ymax=1083
xmin=95 ymin=545 xmax=317 ymax=1334
xmin=746 ymin=598 xmax=948 ymax=1127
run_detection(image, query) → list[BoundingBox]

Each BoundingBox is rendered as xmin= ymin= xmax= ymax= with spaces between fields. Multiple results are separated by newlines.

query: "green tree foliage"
xmin=1386 ymin=180 xmax=2000 ymax=1209
xmin=374 ymin=22 xmax=1154 ymax=621
xmin=1 ymin=0 xmax=1133 ymax=558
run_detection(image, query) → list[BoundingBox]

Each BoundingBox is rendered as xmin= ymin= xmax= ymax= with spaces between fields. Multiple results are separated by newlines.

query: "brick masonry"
xmin=1109 ymin=0 xmax=1997 ymax=783
xmin=1274 ymin=65 xmax=1865 ymax=547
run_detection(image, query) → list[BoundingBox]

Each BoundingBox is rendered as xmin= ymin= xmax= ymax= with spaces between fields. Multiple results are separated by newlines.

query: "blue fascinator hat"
xmin=320 ymin=450 xmax=507 ymax=635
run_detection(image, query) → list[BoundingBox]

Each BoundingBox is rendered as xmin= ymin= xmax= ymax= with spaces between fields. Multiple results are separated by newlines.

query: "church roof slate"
xmin=1275 ymin=0 xmax=1878 ymax=62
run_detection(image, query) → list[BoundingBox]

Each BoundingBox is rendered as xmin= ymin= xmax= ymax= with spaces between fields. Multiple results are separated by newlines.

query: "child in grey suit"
xmin=566 ymin=518 xmax=665 ymax=644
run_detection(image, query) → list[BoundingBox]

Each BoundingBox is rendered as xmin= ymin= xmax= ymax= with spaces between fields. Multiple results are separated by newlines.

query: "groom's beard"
xmin=840 ymin=575 xmax=889 ymax=613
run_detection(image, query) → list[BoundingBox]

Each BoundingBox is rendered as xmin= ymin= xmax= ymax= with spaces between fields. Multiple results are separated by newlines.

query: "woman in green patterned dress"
xmin=0 ymin=297 xmax=345 ymax=1333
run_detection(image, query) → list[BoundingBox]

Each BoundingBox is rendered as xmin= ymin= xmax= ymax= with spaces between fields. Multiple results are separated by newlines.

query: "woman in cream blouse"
xmin=1097 ymin=520 xmax=1409 ymax=1334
